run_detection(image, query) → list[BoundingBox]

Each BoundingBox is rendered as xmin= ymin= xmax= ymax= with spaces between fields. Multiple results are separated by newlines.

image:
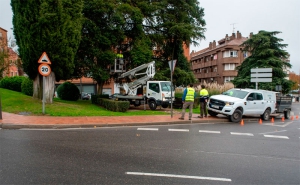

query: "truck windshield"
xmin=160 ymin=82 xmax=174 ymax=92
xmin=223 ymin=89 xmax=248 ymax=99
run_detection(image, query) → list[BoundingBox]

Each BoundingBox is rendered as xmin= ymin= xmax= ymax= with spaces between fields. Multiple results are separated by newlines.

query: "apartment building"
xmin=0 ymin=27 xmax=22 ymax=77
xmin=190 ymin=31 xmax=251 ymax=84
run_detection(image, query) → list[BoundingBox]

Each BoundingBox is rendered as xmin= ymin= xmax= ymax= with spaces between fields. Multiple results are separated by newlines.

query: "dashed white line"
xmin=264 ymin=135 xmax=289 ymax=139
xmin=137 ymin=128 xmax=159 ymax=131
xmin=259 ymin=130 xmax=287 ymax=135
xmin=168 ymin=129 xmax=189 ymax=132
xmin=230 ymin=132 xmax=254 ymax=136
xmin=125 ymin=172 xmax=232 ymax=182
xmin=199 ymin=130 xmax=221 ymax=134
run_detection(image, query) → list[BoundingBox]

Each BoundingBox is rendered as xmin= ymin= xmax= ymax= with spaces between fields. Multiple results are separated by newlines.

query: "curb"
xmin=0 ymin=118 xmax=263 ymax=129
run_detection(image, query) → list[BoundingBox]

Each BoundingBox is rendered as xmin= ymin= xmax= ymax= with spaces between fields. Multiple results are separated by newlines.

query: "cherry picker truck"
xmin=114 ymin=61 xmax=174 ymax=110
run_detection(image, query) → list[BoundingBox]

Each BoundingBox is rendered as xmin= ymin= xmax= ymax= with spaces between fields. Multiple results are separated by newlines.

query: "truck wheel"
xmin=229 ymin=109 xmax=242 ymax=123
xmin=284 ymin=110 xmax=290 ymax=119
xmin=149 ymin=101 xmax=157 ymax=110
xmin=261 ymin=109 xmax=270 ymax=121
xmin=208 ymin=110 xmax=218 ymax=117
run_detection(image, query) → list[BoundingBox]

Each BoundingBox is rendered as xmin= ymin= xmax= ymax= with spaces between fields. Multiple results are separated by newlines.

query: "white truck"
xmin=114 ymin=61 xmax=174 ymax=110
xmin=207 ymin=88 xmax=278 ymax=122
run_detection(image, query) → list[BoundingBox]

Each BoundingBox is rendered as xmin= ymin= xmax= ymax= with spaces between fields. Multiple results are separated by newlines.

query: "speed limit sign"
xmin=38 ymin=63 xmax=51 ymax=76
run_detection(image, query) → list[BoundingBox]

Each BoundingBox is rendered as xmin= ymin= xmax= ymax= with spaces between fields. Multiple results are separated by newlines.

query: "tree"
xmin=232 ymin=30 xmax=294 ymax=94
xmin=289 ymin=72 xmax=300 ymax=90
xmin=11 ymin=0 xmax=83 ymax=103
xmin=146 ymin=0 xmax=206 ymax=85
xmin=0 ymin=36 xmax=9 ymax=79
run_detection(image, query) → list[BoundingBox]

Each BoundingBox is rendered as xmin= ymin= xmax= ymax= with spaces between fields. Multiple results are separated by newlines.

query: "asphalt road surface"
xmin=1 ymin=114 xmax=300 ymax=185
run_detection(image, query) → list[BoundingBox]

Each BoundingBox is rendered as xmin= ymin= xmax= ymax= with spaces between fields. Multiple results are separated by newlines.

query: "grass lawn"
xmin=0 ymin=88 xmax=196 ymax=116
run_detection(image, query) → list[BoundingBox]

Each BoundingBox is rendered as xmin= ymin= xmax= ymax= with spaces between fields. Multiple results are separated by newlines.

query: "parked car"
xmin=207 ymin=88 xmax=277 ymax=122
xmin=82 ymin=92 xmax=91 ymax=100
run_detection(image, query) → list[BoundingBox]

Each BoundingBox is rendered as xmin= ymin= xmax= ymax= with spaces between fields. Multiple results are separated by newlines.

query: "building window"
xmin=223 ymin=50 xmax=238 ymax=58
xmin=224 ymin=76 xmax=235 ymax=83
xmin=243 ymin=51 xmax=248 ymax=58
xmin=224 ymin=64 xmax=236 ymax=70
xmin=213 ymin=67 xmax=217 ymax=72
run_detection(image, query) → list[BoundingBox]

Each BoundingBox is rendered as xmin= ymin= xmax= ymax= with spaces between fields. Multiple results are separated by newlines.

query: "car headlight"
xmin=225 ymin=102 xmax=234 ymax=105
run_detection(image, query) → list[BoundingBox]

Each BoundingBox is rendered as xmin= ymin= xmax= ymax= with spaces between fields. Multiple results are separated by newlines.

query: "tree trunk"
xmin=97 ymin=81 xmax=105 ymax=95
xmin=33 ymin=72 xmax=56 ymax=103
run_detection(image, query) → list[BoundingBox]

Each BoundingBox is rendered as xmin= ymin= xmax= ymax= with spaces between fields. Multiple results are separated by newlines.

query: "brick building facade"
xmin=0 ymin=27 xmax=22 ymax=77
xmin=190 ymin=31 xmax=251 ymax=84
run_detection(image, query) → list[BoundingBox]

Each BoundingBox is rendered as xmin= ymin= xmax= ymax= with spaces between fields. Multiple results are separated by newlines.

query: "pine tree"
xmin=232 ymin=30 xmax=294 ymax=94
xmin=11 ymin=0 xmax=83 ymax=103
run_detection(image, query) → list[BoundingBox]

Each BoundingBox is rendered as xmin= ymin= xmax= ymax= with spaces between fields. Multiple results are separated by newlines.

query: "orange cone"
xmin=240 ymin=119 xmax=244 ymax=126
xmin=296 ymin=115 xmax=299 ymax=120
xmin=271 ymin=117 xmax=274 ymax=123
xmin=281 ymin=117 xmax=285 ymax=122
xmin=291 ymin=116 xmax=294 ymax=120
xmin=259 ymin=119 xmax=262 ymax=124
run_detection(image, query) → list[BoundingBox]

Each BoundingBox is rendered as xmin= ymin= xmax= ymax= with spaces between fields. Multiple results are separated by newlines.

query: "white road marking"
xmin=168 ymin=129 xmax=189 ymax=132
xmin=199 ymin=130 xmax=220 ymax=134
xmin=230 ymin=132 xmax=254 ymax=136
xmin=137 ymin=128 xmax=159 ymax=131
xmin=264 ymin=135 xmax=289 ymax=139
xmin=259 ymin=130 xmax=287 ymax=135
xmin=264 ymin=121 xmax=294 ymax=127
xmin=125 ymin=172 xmax=231 ymax=182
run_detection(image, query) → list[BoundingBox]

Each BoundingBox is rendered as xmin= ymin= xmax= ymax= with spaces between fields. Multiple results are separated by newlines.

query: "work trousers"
xmin=200 ymin=101 xmax=207 ymax=117
xmin=181 ymin=101 xmax=194 ymax=119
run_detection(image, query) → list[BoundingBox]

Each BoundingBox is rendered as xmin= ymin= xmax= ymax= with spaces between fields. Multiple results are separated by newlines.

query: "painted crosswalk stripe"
xmin=168 ymin=129 xmax=189 ymax=132
xmin=199 ymin=130 xmax=220 ymax=134
xmin=126 ymin=172 xmax=231 ymax=182
xmin=137 ymin=128 xmax=158 ymax=131
xmin=230 ymin=132 xmax=254 ymax=136
xmin=264 ymin=135 xmax=289 ymax=139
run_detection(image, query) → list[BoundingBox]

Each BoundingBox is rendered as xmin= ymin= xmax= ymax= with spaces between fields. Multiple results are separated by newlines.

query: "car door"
xmin=244 ymin=93 xmax=256 ymax=115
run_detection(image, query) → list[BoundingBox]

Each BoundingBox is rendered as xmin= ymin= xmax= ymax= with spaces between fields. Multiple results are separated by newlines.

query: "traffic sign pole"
xmin=43 ymin=76 xmax=45 ymax=114
xmin=37 ymin=52 xmax=52 ymax=114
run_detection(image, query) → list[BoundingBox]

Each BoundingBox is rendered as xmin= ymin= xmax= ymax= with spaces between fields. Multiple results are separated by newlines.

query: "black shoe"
xmin=179 ymin=118 xmax=184 ymax=120
xmin=189 ymin=118 xmax=191 ymax=120
xmin=198 ymin=116 xmax=203 ymax=118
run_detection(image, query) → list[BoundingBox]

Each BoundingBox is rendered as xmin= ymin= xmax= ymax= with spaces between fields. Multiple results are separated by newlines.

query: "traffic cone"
xmin=271 ymin=117 xmax=274 ymax=123
xmin=259 ymin=119 xmax=262 ymax=124
xmin=240 ymin=119 xmax=244 ymax=126
xmin=296 ymin=115 xmax=299 ymax=120
xmin=281 ymin=117 xmax=285 ymax=122
xmin=291 ymin=116 xmax=294 ymax=120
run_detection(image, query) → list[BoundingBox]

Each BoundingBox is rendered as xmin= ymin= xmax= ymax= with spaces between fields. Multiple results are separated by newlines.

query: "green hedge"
xmin=97 ymin=98 xmax=130 ymax=112
xmin=21 ymin=77 xmax=33 ymax=96
xmin=91 ymin=94 xmax=109 ymax=104
xmin=0 ymin=76 xmax=26 ymax=92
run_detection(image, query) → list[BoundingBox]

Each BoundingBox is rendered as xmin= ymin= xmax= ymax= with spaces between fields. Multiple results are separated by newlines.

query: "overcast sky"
xmin=1 ymin=0 xmax=299 ymax=73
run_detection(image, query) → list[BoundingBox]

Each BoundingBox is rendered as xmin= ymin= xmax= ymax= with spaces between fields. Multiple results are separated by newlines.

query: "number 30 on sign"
xmin=38 ymin=63 xmax=51 ymax=76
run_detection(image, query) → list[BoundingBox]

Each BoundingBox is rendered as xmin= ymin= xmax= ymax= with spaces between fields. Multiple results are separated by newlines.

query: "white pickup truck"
xmin=207 ymin=88 xmax=277 ymax=122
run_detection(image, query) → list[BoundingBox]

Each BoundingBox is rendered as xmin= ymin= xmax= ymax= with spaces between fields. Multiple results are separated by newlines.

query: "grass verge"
xmin=0 ymin=88 xmax=173 ymax=116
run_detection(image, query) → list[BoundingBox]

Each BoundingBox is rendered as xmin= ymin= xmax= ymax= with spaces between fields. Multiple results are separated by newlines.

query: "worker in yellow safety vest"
xmin=179 ymin=84 xmax=196 ymax=121
xmin=198 ymin=84 xmax=209 ymax=118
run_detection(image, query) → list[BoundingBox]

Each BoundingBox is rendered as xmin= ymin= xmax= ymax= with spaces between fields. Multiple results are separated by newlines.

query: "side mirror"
xmin=247 ymin=97 xmax=254 ymax=101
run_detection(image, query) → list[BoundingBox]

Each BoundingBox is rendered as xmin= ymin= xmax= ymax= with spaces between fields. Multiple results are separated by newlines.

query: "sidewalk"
xmin=0 ymin=111 xmax=230 ymax=129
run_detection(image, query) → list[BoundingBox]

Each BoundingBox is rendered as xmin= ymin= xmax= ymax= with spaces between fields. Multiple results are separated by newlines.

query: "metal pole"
xmin=0 ymin=92 xmax=2 ymax=120
xmin=42 ymin=76 xmax=45 ymax=114
xmin=171 ymin=60 xmax=173 ymax=118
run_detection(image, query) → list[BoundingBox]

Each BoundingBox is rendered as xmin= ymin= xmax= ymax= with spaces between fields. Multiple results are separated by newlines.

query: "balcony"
xmin=222 ymin=57 xmax=240 ymax=64
xmin=222 ymin=70 xmax=237 ymax=76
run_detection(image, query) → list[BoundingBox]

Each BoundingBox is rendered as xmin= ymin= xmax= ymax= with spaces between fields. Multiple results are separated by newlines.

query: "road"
xmin=0 ymin=104 xmax=299 ymax=184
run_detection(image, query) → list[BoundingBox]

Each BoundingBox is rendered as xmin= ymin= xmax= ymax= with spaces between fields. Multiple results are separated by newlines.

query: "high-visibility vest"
xmin=185 ymin=88 xmax=195 ymax=102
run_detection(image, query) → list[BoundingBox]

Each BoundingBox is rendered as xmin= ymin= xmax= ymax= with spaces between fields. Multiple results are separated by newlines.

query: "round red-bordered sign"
xmin=38 ymin=63 xmax=51 ymax=76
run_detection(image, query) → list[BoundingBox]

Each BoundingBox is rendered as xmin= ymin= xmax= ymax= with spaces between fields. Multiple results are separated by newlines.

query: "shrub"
xmin=0 ymin=76 xmax=26 ymax=92
xmin=57 ymin=82 xmax=80 ymax=101
xmin=97 ymin=98 xmax=129 ymax=112
xmin=21 ymin=77 xmax=33 ymax=96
